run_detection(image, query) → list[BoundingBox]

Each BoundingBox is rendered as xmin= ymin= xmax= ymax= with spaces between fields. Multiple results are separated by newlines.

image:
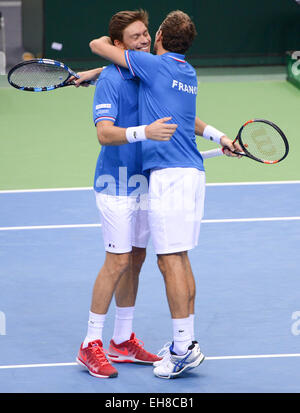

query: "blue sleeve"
xmin=93 ymin=77 xmax=119 ymax=125
xmin=124 ymin=50 xmax=159 ymax=85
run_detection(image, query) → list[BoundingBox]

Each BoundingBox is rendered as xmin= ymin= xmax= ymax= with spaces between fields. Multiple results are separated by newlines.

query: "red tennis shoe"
xmin=107 ymin=332 xmax=162 ymax=364
xmin=76 ymin=339 xmax=118 ymax=378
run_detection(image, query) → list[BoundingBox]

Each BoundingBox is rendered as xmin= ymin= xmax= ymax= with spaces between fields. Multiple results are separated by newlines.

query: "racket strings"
xmin=9 ymin=63 xmax=69 ymax=88
xmin=240 ymin=122 xmax=287 ymax=161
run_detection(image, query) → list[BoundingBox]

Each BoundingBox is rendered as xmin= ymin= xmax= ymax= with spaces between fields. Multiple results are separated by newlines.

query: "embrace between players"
xmin=74 ymin=9 xmax=241 ymax=380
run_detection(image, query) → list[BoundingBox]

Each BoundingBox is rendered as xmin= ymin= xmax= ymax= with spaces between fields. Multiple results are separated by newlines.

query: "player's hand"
xmin=220 ymin=135 xmax=243 ymax=158
xmin=68 ymin=67 xmax=104 ymax=87
xmin=145 ymin=117 xmax=178 ymax=141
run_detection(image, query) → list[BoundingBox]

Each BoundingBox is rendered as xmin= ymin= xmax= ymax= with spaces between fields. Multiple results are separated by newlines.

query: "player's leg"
xmin=149 ymin=166 xmax=204 ymax=323
xmin=116 ymin=201 xmax=150 ymax=310
xmin=113 ymin=247 xmax=146 ymax=309
xmin=90 ymin=252 xmax=131 ymax=314
xmin=183 ymin=175 xmax=204 ymax=344
xmin=154 ymin=251 xmax=204 ymax=379
xmin=153 ymin=251 xmax=197 ymax=367
xmin=184 ymin=252 xmax=196 ymax=340
xmin=110 ymin=247 xmax=145 ymax=347
xmin=76 ymin=193 xmax=134 ymax=378
xmin=108 ymin=205 xmax=161 ymax=364
xmin=157 ymin=252 xmax=191 ymax=349
xmin=148 ymin=168 xmax=205 ymax=378
xmin=157 ymin=253 xmax=190 ymax=319
xmin=76 ymin=250 xmax=130 ymax=378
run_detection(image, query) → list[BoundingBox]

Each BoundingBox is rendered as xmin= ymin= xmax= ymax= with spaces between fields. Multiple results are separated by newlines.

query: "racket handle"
xmin=81 ymin=80 xmax=96 ymax=85
xmin=69 ymin=79 xmax=95 ymax=86
xmin=200 ymin=148 xmax=224 ymax=159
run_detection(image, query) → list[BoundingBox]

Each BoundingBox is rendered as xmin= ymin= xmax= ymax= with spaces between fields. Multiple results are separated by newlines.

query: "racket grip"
xmin=200 ymin=148 xmax=224 ymax=159
xmin=81 ymin=80 xmax=96 ymax=85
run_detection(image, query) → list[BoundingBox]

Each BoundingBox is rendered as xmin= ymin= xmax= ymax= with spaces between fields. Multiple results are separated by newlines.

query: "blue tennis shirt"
xmin=93 ymin=64 xmax=148 ymax=195
xmin=124 ymin=50 xmax=204 ymax=173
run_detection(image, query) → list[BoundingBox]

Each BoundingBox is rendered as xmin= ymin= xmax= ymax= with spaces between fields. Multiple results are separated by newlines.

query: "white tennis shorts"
xmin=95 ymin=191 xmax=150 ymax=253
xmin=148 ymin=168 xmax=205 ymax=254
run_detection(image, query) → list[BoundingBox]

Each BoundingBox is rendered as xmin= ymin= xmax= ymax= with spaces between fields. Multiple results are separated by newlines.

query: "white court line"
xmin=1 ymin=217 xmax=300 ymax=231
xmin=0 ymin=362 xmax=77 ymax=370
xmin=203 ymin=216 xmax=300 ymax=223
xmin=1 ymin=353 xmax=300 ymax=370
xmin=206 ymin=353 xmax=300 ymax=360
xmin=0 ymin=224 xmax=102 ymax=231
xmin=0 ymin=180 xmax=300 ymax=194
xmin=206 ymin=180 xmax=300 ymax=186
xmin=0 ymin=187 xmax=94 ymax=194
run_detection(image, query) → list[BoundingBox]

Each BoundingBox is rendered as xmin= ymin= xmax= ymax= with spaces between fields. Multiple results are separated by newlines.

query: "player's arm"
xmin=97 ymin=121 xmax=128 ymax=146
xmin=97 ymin=118 xmax=178 ymax=146
xmin=74 ymin=67 xmax=105 ymax=87
xmin=195 ymin=117 xmax=207 ymax=136
xmin=89 ymin=36 xmax=128 ymax=68
xmin=90 ymin=37 xmax=157 ymax=83
xmin=195 ymin=116 xmax=242 ymax=156
xmin=67 ymin=67 xmax=105 ymax=87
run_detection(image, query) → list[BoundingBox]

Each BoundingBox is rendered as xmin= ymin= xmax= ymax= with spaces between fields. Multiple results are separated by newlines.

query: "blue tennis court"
xmin=1 ymin=182 xmax=300 ymax=393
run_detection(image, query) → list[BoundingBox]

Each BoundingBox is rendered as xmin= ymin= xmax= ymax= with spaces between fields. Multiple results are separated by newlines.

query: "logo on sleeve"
xmin=96 ymin=103 xmax=112 ymax=109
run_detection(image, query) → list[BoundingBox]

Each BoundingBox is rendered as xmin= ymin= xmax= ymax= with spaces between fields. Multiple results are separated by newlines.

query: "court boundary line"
xmin=0 ymin=224 xmax=102 ymax=231
xmin=0 ymin=180 xmax=300 ymax=194
xmin=1 ymin=352 xmax=300 ymax=370
xmin=1 ymin=216 xmax=300 ymax=231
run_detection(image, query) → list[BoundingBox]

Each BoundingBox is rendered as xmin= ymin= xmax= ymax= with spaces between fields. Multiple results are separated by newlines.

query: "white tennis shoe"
xmin=154 ymin=341 xmax=172 ymax=367
xmin=154 ymin=341 xmax=201 ymax=367
xmin=153 ymin=341 xmax=204 ymax=379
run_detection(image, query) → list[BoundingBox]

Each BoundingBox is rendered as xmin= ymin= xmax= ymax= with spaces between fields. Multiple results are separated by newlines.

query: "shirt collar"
xmin=115 ymin=64 xmax=135 ymax=80
xmin=165 ymin=52 xmax=186 ymax=63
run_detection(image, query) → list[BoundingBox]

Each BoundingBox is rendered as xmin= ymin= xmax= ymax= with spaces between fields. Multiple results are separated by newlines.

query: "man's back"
xmin=125 ymin=50 xmax=204 ymax=173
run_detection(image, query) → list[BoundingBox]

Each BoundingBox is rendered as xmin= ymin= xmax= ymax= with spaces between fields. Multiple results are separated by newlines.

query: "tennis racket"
xmin=7 ymin=58 xmax=94 ymax=92
xmin=200 ymin=119 xmax=289 ymax=164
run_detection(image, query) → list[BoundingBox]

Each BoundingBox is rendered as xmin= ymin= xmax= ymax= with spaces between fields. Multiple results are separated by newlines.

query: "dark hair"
xmin=109 ymin=9 xmax=149 ymax=44
xmin=160 ymin=10 xmax=197 ymax=54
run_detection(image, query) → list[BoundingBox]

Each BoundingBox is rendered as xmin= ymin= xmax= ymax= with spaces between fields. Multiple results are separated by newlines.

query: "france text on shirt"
xmin=171 ymin=79 xmax=197 ymax=94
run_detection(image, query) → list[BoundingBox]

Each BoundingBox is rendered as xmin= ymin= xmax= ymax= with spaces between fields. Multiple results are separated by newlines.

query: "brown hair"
xmin=109 ymin=9 xmax=149 ymax=44
xmin=160 ymin=10 xmax=197 ymax=54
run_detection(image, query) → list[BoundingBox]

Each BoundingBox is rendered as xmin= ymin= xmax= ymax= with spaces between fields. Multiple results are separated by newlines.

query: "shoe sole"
xmin=154 ymin=353 xmax=205 ymax=379
xmin=76 ymin=357 xmax=118 ymax=378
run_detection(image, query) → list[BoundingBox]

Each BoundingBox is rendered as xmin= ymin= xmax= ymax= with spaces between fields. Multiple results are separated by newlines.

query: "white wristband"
xmin=126 ymin=125 xmax=147 ymax=143
xmin=203 ymin=125 xmax=225 ymax=145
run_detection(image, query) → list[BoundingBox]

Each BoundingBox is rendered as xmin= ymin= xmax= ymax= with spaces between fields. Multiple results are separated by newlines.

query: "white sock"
xmin=82 ymin=311 xmax=106 ymax=348
xmin=172 ymin=317 xmax=192 ymax=356
xmin=188 ymin=314 xmax=195 ymax=341
xmin=112 ymin=306 xmax=135 ymax=344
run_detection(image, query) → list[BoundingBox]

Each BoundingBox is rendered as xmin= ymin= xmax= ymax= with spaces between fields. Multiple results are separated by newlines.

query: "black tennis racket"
xmin=201 ymin=119 xmax=289 ymax=164
xmin=7 ymin=58 xmax=94 ymax=92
